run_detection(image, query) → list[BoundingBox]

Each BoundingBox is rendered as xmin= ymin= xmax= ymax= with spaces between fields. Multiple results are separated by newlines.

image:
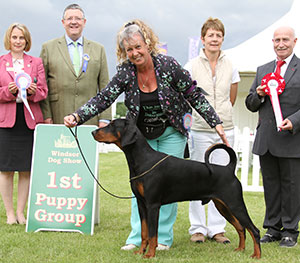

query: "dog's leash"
xmin=68 ymin=126 xmax=134 ymax=200
xmin=130 ymin=155 xmax=170 ymax=182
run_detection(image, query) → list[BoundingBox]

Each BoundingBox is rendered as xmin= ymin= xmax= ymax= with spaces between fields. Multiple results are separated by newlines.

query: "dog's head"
xmin=92 ymin=118 xmax=138 ymax=149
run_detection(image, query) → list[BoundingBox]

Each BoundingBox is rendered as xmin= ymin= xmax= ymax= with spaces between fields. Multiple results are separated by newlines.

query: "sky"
xmin=0 ymin=0 xmax=295 ymax=76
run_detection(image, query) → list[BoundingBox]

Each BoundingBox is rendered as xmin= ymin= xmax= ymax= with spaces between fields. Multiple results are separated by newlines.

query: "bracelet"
xmin=99 ymin=119 xmax=110 ymax=124
xmin=71 ymin=113 xmax=78 ymax=123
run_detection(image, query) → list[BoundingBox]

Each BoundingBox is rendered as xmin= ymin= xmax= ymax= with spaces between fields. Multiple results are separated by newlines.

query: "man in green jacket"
xmin=40 ymin=4 xmax=111 ymax=126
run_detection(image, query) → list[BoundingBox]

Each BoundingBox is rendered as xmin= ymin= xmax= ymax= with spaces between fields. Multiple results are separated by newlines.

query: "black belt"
xmin=139 ymin=119 xmax=170 ymax=139
xmin=144 ymin=119 xmax=169 ymax=133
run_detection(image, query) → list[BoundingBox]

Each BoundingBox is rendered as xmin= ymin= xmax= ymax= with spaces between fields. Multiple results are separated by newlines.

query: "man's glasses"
xmin=64 ymin=16 xmax=84 ymax=22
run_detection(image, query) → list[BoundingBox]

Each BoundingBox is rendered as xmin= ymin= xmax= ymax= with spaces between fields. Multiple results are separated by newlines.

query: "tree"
xmin=115 ymin=102 xmax=127 ymax=118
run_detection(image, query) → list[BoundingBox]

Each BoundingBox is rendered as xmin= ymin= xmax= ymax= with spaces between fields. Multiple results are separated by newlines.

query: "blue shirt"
xmin=65 ymin=35 xmax=83 ymax=68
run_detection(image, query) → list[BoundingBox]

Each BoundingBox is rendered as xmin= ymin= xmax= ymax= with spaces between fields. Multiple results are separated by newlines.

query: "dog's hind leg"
xmin=212 ymin=199 xmax=246 ymax=251
xmin=144 ymin=205 xmax=160 ymax=258
xmin=213 ymin=198 xmax=261 ymax=259
xmin=246 ymin=226 xmax=261 ymax=259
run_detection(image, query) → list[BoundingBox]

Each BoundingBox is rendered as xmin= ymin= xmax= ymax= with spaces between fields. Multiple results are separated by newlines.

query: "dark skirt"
xmin=0 ymin=103 xmax=34 ymax=171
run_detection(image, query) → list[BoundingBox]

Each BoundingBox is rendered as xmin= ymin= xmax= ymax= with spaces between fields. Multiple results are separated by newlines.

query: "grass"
xmin=0 ymin=152 xmax=299 ymax=262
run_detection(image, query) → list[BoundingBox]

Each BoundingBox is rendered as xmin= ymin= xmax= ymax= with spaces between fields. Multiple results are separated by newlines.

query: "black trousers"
xmin=260 ymin=151 xmax=300 ymax=239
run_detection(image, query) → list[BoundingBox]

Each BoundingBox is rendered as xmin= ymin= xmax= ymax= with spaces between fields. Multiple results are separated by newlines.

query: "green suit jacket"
xmin=40 ymin=36 xmax=111 ymax=125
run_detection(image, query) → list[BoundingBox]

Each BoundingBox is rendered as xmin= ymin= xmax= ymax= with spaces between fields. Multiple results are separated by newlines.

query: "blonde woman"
xmin=0 ymin=23 xmax=48 ymax=224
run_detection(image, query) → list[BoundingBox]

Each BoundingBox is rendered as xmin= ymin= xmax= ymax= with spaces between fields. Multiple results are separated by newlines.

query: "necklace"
xmin=138 ymin=73 xmax=150 ymax=90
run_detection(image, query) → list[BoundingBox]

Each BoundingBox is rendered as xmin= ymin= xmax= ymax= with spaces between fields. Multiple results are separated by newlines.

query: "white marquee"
xmin=225 ymin=0 xmax=300 ymax=72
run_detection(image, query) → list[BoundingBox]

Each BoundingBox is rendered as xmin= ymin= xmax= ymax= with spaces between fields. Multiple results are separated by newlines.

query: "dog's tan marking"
xmin=93 ymin=130 xmax=122 ymax=148
xmin=144 ymin=236 xmax=157 ymax=258
xmin=93 ymin=131 xmax=117 ymax=142
xmin=213 ymin=198 xmax=246 ymax=251
xmin=135 ymin=218 xmax=148 ymax=255
xmin=136 ymin=183 xmax=144 ymax=197
xmin=247 ymin=228 xmax=261 ymax=259
xmin=213 ymin=198 xmax=260 ymax=258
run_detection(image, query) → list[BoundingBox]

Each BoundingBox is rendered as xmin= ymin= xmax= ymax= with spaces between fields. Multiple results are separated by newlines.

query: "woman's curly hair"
xmin=116 ymin=19 xmax=159 ymax=63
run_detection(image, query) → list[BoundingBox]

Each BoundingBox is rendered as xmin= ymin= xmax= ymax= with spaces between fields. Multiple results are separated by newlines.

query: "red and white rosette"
xmin=261 ymin=72 xmax=286 ymax=131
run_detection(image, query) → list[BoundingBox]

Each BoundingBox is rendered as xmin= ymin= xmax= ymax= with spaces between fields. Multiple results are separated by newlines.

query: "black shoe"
xmin=260 ymin=233 xmax=281 ymax=243
xmin=279 ymin=237 xmax=297 ymax=248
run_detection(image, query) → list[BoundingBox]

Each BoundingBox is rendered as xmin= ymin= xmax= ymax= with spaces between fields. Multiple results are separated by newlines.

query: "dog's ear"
xmin=121 ymin=119 xmax=138 ymax=147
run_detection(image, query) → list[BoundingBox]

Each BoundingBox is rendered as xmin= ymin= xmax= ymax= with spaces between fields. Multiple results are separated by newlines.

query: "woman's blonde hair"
xmin=4 ymin=23 xmax=32 ymax=52
xmin=116 ymin=19 xmax=159 ymax=63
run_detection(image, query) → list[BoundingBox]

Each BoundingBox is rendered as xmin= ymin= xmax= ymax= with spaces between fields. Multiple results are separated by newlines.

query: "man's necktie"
xmin=73 ymin=41 xmax=80 ymax=75
xmin=275 ymin=60 xmax=285 ymax=76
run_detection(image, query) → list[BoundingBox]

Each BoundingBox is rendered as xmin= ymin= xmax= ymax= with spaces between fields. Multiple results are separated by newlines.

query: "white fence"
xmin=97 ymin=127 xmax=263 ymax=192
xmin=234 ymin=127 xmax=263 ymax=192
xmin=98 ymin=143 xmax=121 ymax=153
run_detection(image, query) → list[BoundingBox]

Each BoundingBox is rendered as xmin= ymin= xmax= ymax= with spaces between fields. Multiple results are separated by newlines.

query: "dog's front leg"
xmin=138 ymin=218 xmax=149 ymax=254
xmin=134 ymin=199 xmax=148 ymax=255
xmin=144 ymin=205 xmax=160 ymax=258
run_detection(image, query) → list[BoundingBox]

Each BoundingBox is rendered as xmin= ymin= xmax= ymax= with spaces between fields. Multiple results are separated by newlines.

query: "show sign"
xmin=26 ymin=124 xmax=98 ymax=235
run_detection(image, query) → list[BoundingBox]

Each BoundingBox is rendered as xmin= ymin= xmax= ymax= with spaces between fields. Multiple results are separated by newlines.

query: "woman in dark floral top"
xmin=64 ymin=19 xmax=229 ymax=251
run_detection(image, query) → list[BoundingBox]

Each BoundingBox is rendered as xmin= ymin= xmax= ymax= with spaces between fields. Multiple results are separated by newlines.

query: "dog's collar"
xmin=130 ymin=155 xmax=170 ymax=182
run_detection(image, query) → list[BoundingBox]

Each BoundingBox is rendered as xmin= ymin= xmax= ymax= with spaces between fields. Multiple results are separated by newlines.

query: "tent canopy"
xmin=225 ymin=0 xmax=300 ymax=72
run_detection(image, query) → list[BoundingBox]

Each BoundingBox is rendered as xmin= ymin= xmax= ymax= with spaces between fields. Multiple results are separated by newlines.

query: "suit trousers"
xmin=260 ymin=151 xmax=300 ymax=239
xmin=125 ymin=126 xmax=186 ymax=247
xmin=188 ymin=129 xmax=234 ymax=238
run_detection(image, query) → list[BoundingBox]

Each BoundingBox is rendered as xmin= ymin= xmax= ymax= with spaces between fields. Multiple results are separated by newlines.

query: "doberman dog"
xmin=92 ymin=118 xmax=261 ymax=259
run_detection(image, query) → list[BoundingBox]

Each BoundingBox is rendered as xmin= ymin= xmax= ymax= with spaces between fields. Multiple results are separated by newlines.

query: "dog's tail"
xmin=204 ymin=143 xmax=237 ymax=172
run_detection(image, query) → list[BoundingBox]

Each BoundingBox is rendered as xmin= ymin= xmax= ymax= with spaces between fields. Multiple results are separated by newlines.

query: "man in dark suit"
xmin=246 ymin=26 xmax=300 ymax=248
